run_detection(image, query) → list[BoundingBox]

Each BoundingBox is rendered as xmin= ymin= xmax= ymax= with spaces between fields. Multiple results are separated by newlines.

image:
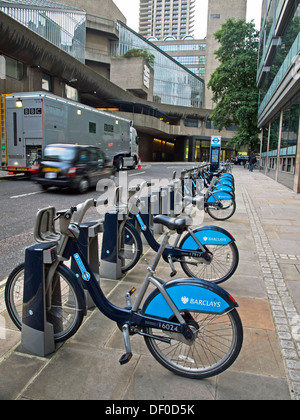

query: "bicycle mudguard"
xmin=142 ymin=278 xmax=238 ymax=319
xmin=215 ymin=179 xmax=234 ymax=187
xmin=219 ymin=174 xmax=233 ymax=180
xmin=206 ymin=190 xmax=234 ymax=203
xmin=179 ymin=225 xmax=235 ymax=248
xmin=213 ymin=184 xmax=234 ymax=193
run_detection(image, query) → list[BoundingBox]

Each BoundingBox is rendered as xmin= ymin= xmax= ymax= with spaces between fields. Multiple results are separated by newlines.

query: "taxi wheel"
xmin=77 ymin=177 xmax=89 ymax=194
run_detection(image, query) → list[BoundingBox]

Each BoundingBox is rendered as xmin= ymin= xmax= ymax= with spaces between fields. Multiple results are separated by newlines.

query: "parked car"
xmin=34 ymin=144 xmax=114 ymax=193
xmin=234 ymin=154 xmax=249 ymax=165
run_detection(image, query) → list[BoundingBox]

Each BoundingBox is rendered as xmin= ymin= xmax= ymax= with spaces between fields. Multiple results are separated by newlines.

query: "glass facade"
xmin=0 ymin=0 xmax=86 ymax=63
xmin=110 ymin=22 xmax=204 ymax=108
xmin=258 ymin=0 xmax=300 ymax=189
xmin=258 ymin=0 xmax=300 ymax=113
xmin=154 ymin=39 xmax=206 ymax=80
xmin=260 ymin=94 xmax=300 ymax=180
xmin=173 ymin=55 xmax=205 ymax=65
xmin=158 ymin=43 xmax=206 ymax=52
xmin=279 ymin=95 xmax=300 ymax=174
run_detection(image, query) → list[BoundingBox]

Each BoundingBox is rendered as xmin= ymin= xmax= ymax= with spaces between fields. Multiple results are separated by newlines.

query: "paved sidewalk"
xmin=0 ymin=166 xmax=299 ymax=401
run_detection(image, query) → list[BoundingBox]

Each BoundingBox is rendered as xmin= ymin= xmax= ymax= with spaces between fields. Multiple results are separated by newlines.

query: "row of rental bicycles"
xmin=5 ymin=162 xmax=242 ymax=379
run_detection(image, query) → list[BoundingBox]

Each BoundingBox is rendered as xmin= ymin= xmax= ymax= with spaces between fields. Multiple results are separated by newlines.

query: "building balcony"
xmin=275 ymin=0 xmax=295 ymax=36
xmin=258 ymin=33 xmax=300 ymax=125
xmin=86 ymin=14 xmax=119 ymax=38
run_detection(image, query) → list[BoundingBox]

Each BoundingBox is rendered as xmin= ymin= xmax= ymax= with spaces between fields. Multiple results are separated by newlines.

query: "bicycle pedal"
xmin=128 ymin=287 xmax=136 ymax=296
xmin=119 ymin=352 xmax=133 ymax=365
xmin=170 ymin=270 xmax=177 ymax=277
xmin=125 ymin=288 xmax=136 ymax=307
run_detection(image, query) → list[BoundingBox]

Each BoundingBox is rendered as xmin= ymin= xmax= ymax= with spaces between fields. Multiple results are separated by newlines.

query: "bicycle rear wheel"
xmin=5 ymin=263 xmax=84 ymax=343
xmin=180 ymin=241 xmax=239 ymax=284
xmin=143 ymin=308 xmax=243 ymax=379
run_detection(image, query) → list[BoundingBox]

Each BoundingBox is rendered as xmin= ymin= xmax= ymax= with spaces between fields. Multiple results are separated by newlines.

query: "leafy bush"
xmin=123 ymin=49 xmax=155 ymax=66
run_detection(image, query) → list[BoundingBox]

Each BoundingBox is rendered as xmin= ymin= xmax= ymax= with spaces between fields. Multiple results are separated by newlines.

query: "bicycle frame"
xmin=126 ymin=210 xmax=212 ymax=264
xmin=62 ymin=229 xmax=193 ymax=339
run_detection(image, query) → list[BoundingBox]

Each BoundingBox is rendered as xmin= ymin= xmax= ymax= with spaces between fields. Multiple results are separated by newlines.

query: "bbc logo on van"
xmin=24 ymin=108 xmax=42 ymax=116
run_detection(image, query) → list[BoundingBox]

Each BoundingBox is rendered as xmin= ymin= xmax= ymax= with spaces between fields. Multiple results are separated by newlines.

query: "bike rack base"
xmin=71 ymin=222 xmax=103 ymax=309
xmin=21 ymin=243 xmax=58 ymax=357
xmin=100 ymin=210 xmax=123 ymax=280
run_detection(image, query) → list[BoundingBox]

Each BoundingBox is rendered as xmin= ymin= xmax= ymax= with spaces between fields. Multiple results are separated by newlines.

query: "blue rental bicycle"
xmin=5 ymin=198 xmax=243 ymax=379
xmin=118 ymin=182 xmax=239 ymax=282
xmin=181 ymin=168 xmax=236 ymax=221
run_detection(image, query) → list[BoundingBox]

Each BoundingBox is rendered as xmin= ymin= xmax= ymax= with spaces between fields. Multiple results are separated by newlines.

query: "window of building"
xmin=262 ymin=126 xmax=269 ymax=154
xmin=42 ymin=73 xmax=52 ymax=92
xmin=0 ymin=54 xmax=23 ymax=80
xmin=281 ymin=95 xmax=300 ymax=155
xmin=173 ymin=55 xmax=205 ymax=65
xmin=268 ymin=157 xmax=277 ymax=169
xmin=89 ymin=122 xmax=96 ymax=134
xmin=65 ymin=85 xmax=78 ymax=101
xmin=269 ymin=113 xmax=280 ymax=156
xmin=184 ymin=118 xmax=201 ymax=128
xmin=276 ymin=94 xmax=300 ymax=173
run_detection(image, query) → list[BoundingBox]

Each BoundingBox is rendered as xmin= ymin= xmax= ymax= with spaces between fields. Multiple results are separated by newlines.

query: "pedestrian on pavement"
xmin=249 ymin=153 xmax=257 ymax=172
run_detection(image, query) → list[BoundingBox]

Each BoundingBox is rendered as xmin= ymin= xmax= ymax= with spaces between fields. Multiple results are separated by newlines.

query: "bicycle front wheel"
xmin=143 ymin=309 xmax=243 ymax=379
xmin=5 ymin=263 xmax=84 ymax=343
xmin=206 ymin=199 xmax=236 ymax=221
xmin=119 ymin=221 xmax=143 ymax=273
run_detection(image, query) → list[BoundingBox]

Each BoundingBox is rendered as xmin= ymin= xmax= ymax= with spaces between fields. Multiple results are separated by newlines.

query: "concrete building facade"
xmin=139 ymin=0 xmax=195 ymax=40
xmin=204 ymin=0 xmax=247 ymax=109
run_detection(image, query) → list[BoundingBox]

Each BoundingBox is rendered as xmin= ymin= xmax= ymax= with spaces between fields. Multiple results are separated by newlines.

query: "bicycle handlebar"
xmin=129 ymin=181 xmax=152 ymax=193
xmin=71 ymin=198 xmax=97 ymax=225
xmin=54 ymin=198 xmax=97 ymax=236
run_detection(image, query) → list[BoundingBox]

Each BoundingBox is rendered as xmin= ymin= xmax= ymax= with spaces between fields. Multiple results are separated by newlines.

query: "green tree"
xmin=208 ymin=19 xmax=260 ymax=151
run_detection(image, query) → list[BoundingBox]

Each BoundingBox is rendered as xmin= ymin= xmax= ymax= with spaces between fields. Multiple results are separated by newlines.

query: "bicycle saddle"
xmin=153 ymin=215 xmax=187 ymax=233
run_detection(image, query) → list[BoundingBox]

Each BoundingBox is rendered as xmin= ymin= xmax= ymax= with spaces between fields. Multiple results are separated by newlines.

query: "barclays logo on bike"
xmin=181 ymin=295 xmax=221 ymax=308
xmin=181 ymin=296 xmax=189 ymax=304
xmin=203 ymin=236 xmax=227 ymax=242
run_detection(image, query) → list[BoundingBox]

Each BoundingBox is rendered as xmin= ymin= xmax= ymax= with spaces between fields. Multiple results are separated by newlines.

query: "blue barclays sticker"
xmin=207 ymin=192 xmax=232 ymax=202
xmin=74 ymin=253 xmax=91 ymax=281
xmin=145 ymin=284 xmax=230 ymax=318
xmin=214 ymin=185 xmax=232 ymax=192
xmin=182 ymin=229 xmax=231 ymax=248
